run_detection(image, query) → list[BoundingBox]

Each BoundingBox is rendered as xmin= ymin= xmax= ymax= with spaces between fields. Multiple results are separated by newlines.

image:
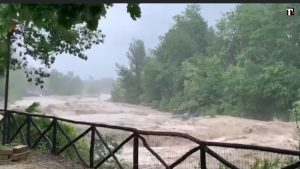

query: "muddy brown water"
xmin=9 ymin=95 xmax=300 ymax=168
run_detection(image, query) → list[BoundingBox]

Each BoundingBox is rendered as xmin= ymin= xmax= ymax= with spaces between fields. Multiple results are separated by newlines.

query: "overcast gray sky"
xmin=51 ymin=4 xmax=237 ymax=80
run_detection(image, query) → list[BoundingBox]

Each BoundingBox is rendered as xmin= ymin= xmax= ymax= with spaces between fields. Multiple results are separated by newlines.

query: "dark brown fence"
xmin=1 ymin=109 xmax=300 ymax=169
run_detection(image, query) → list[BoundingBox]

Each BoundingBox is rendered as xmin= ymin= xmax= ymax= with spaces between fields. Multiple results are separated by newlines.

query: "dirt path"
xmin=0 ymin=151 xmax=86 ymax=169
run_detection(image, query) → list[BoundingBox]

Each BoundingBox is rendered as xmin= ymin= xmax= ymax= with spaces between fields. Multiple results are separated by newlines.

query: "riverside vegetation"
xmin=5 ymin=102 xmax=130 ymax=168
xmin=111 ymin=4 xmax=300 ymax=122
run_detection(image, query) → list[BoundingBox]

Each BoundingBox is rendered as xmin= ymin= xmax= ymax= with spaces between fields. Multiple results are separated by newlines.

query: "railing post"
xmin=26 ymin=115 xmax=31 ymax=147
xmin=3 ymin=31 xmax=12 ymax=145
xmin=52 ymin=118 xmax=57 ymax=154
xmin=6 ymin=113 xmax=10 ymax=144
xmin=90 ymin=125 xmax=96 ymax=168
xmin=2 ymin=114 xmax=7 ymax=145
xmin=200 ymin=144 xmax=207 ymax=169
xmin=133 ymin=133 xmax=139 ymax=169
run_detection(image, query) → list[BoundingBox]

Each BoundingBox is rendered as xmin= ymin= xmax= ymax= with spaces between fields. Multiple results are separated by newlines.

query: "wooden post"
xmin=2 ymin=31 xmax=12 ymax=145
xmin=6 ymin=114 xmax=10 ymax=144
xmin=133 ymin=133 xmax=139 ymax=169
xmin=52 ymin=118 xmax=57 ymax=154
xmin=2 ymin=115 xmax=6 ymax=145
xmin=200 ymin=144 xmax=207 ymax=169
xmin=26 ymin=115 xmax=31 ymax=147
xmin=90 ymin=125 xmax=95 ymax=168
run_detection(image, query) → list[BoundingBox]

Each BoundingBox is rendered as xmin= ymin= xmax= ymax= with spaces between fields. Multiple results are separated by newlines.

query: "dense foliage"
xmin=0 ymin=4 xmax=141 ymax=87
xmin=112 ymin=39 xmax=146 ymax=103
xmin=112 ymin=4 xmax=300 ymax=121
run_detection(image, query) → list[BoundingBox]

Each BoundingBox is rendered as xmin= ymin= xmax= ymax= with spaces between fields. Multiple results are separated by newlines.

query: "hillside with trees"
xmin=0 ymin=69 xmax=115 ymax=103
xmin=111 ymin=4 xmax=300 ymax=121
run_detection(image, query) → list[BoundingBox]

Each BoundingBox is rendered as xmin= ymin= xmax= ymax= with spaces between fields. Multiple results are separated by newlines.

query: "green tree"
xmin=0 ymin=4 xmax=141 ymax=85
xmin=111 ymin=81 xmax=125 ymax=103
xmin=180 ymin=55 xmax=224 ymax=114
xmin=112 ymin=39 xmax=146 ymax=103
xmin=219 ymin=4 xmax=300 ymax=120
xmin=141 ymin=57 xmax=164 ymax=104
xmin=142 ymin=4 xmax=212 ymax=111
xmin=112 ymin=4 xmax=300 ymax=121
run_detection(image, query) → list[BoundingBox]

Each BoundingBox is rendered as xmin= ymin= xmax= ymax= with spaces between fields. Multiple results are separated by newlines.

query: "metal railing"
xmin=1 ymin=109 xmax=300 ymax=169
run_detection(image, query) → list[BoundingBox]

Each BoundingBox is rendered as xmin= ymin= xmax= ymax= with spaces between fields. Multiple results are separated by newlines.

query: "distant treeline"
xmin=111 ymin=4 xmax=300 ymax=121
xmin=0 ymin=69 xmax=115 ymax=102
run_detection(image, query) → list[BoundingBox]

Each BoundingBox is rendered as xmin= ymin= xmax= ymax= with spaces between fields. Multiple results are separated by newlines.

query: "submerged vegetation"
xmin=112 ymin=4 xmax=300 ymax=121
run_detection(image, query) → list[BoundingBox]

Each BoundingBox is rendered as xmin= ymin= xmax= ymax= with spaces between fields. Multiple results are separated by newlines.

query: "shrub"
xmin=25 ymin=102 xmax=41 ymax=113
xmin=8 ymin=103 xmax=130 ymax=168
xmin=10 ymin=115 xmax=130 ymax=168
